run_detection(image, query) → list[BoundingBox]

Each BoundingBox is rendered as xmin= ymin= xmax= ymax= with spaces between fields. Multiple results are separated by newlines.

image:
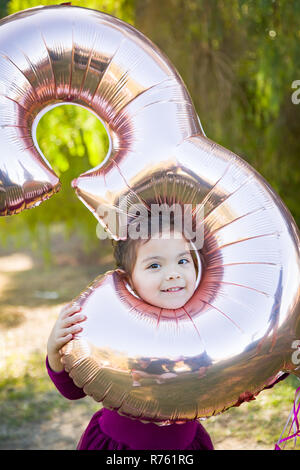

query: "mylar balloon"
xmin=0 ymin=5 xmax=299 ymax=423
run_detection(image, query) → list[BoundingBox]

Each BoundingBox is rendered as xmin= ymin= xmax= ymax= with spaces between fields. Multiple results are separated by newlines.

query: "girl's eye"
xmin=179 ymin=258 xmax=190 ymax=265
xmin=147 ymin=263 xmax=160 ymax=269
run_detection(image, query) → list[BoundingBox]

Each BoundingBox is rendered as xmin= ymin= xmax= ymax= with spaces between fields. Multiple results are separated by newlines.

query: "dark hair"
xmin=112 ymin=212 xmax=199 ymax=277
xmin=112 ymin=236 xmax=141 ymax=276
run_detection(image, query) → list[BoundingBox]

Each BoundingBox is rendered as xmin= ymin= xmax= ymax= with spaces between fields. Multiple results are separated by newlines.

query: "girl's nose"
xmin=166 ymin=272 xmax=181 ymax=280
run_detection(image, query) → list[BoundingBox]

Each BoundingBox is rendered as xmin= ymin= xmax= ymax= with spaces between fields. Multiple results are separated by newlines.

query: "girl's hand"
xmin=47 ymin=303 xmax=86 ymax=372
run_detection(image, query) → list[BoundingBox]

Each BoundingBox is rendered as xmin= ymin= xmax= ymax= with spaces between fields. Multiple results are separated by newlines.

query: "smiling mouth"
xmin=161 ymin=287 xmax=185 ymax=293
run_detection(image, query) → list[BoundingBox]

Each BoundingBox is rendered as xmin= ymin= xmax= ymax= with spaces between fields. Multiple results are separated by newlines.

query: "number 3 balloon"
xmin=0 ymin=4 xmax=299 ymax=423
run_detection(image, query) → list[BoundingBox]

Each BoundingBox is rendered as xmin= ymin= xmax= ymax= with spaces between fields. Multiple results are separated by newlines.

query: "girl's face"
xmin=130 ymin=231 xmax=197 ymax=309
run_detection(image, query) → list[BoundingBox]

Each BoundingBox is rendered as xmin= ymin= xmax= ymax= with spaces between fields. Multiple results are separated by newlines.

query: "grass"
xmin=204 ymin=374 xmax=299 ymax=448
xmin=0 ymin=351 xmax=69 ymax=429
xmin=0 ymin=349 xmax=100 ymax=446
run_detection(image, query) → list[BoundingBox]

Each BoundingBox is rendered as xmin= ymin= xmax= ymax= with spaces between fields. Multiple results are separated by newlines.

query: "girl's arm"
xmin=46 ymin=355 xmax=86 ymax=400
xmin=46 ymin=303 xmax=87 ymax=400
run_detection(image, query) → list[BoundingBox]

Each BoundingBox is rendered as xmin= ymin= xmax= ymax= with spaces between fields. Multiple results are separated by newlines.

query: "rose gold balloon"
xmin=0 ymin=5 xmax=299 ymax=423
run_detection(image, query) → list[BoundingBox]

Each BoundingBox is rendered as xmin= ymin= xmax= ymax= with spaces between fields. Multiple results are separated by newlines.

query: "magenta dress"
xmin=46 ymin=356 xmax=214 ymax=450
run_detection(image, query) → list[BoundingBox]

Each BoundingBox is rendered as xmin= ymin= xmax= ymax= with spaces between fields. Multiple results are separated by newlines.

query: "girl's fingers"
xmin=60 ymin=303 xmax=73 ymax=314
xmin=62 ymin=313 xmax=86 ymax=327
xmin=56 ymin=324 xmax=82 ymax=346
xmin=61 ymin=304 xmax=81 ymax=319
xmin=56 ymin=333 xmax=73 ymax=348
xmin=64 ymin=324 xmax=83 ymax=335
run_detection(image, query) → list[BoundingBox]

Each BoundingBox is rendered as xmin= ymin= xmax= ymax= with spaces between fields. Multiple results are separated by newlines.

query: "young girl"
xmin=46 ymin=215 xmax=215 ymax=450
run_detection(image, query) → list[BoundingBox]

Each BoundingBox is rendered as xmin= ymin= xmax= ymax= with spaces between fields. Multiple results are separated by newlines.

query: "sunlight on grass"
xmin=204 ymin=374 xmax=300 ymax=449
xmin=0 ymin=352 xmax=68 ymax=429
xmin=0 ymin=253 xmax=33 ymax=272
xmin=0 ymin=350 xmax=99 ymax=443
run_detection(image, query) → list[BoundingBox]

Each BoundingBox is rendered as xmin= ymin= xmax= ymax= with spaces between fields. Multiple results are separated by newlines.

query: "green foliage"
xmin=1 ymin=0 xmax=135 ymax=260
xmin=7 ymin=0 xmax=135 ymax=24
xmin=0 ymin=1 xmax=9 ymax=17
xmin=38 ymin=105 xmax=108 ymax=173
xmin=136 ymin=0 xmax=300 ymax=226
xmin=0 ymin=105 xmax=110 ymax=259
xmin=0 ymin=0 xmax=299 ymax=261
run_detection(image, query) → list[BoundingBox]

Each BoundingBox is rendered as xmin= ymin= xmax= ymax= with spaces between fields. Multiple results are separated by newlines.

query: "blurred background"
xmin=0 ymin=0 xmax=299 ymax=450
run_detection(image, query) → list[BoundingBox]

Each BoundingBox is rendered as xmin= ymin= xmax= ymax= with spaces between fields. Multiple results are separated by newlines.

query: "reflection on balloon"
xmin=0 ymin=5 xmax=299 ymax=423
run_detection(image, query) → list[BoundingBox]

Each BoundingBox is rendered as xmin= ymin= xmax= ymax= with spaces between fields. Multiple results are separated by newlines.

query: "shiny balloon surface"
xmin=0 ymin=5 xmax=299 ymax=423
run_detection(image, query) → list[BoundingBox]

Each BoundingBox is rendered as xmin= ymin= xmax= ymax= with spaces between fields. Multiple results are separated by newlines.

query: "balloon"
xmin=0 ymin=5 xmax=299 ymax=423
